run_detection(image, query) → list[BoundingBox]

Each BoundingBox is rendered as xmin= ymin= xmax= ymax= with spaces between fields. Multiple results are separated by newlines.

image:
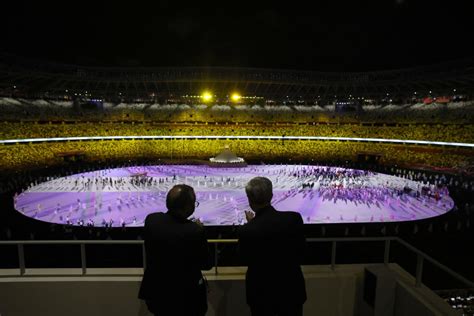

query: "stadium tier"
xmin=0 ymin=97 xmax=473 ymax=123
xmin=0 ymin=139 xmax=472 ymax=171
xmin=1 ymin=120 xmax=474 ymax=142
xmin=0 ymin=98 xmax=473 ymax=172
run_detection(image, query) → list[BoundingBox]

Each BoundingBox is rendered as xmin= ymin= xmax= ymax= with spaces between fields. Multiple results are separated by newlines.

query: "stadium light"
xmin=201 ymin=91 xmax=213 ymax=102
xmin=231 ymin=93 xmax=241 ymax=102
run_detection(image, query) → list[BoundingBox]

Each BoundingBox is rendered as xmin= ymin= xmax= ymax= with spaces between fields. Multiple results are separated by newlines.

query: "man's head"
xmin=245 ymin=177 xmax=273 ymax=212
xmin=166 ymin=184 xmax=196 ymax=219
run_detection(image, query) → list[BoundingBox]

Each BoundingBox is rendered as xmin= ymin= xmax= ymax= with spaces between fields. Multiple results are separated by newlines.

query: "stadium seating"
xmin=0 ymin=139 xmax=470 ymax=171
xmin=0 ymin=98 xmax=472 ymax=172
xmin=1 ymin=97 xmax=473 ymax=123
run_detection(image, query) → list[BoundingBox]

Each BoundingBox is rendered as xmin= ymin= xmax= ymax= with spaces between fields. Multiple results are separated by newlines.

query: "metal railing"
xmin=0 ymin=237 xmax=473 ymax=289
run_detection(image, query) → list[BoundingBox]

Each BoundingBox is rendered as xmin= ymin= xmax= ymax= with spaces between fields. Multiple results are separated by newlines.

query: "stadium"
xmin=1 ymin=1 xmax=474 ymax=314
xmin=0 ymin=55 xmax=473 ymax=314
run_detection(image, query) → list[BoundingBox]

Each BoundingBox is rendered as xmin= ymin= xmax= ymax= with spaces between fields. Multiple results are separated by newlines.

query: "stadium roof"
xmin=1 ymin=54 xmax=474 ymax=100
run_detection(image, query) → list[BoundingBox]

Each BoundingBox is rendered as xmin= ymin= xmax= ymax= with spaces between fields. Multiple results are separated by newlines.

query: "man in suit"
xmin=239 ymin=177 xmax=306 ymax=316
xmin=139 ymin=184 xmax=212 ymax=316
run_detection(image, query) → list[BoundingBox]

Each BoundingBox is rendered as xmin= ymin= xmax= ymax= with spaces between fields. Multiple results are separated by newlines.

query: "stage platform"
xmin=14 ymin=165 xmax=454 ymax=227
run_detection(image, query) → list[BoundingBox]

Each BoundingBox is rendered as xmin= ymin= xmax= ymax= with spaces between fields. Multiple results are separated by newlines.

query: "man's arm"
xmin=294 ymin=213 xmax=306 ymax=263
xmin=142 ymin=214 xmax=152 ymax=254
xmin=197 ymin=225 xmax=213 ymax=270
xmin=238 ymin=225 xmax=253 ymax=266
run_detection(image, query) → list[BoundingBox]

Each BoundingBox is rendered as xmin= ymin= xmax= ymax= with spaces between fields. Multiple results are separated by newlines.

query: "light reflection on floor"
xmin=15 ymin=165 xmax=454 ymax=227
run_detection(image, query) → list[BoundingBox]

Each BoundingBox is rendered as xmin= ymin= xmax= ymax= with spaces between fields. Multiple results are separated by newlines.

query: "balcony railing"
xmin=0 ymin=237 xmax=473 ymax=290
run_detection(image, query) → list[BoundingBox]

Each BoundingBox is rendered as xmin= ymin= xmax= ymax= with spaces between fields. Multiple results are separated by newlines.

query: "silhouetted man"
xmin=139 ymin=184 xmax=212 ymax=316
xmin=239 ymin=177 xmax=306 ymax=316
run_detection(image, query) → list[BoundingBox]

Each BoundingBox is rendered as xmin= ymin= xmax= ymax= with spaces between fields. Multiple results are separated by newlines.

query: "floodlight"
xmin=231 ymin=93 xmax=241 ymax=101
xmin=201 ymin=92 xmax=213 ymax=102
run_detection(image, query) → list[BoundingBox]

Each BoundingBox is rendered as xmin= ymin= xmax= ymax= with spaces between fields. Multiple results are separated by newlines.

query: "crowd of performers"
xmin=291 ymin=166 xmax=451 ymax=222
xmin=297 ymin=166 xmax=449 ymax=204
xmin=12 ymin=165 xmax=457 ymax=227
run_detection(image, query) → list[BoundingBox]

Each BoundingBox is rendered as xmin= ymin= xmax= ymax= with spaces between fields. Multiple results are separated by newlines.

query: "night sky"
xmin=2 ymin=1 xmax=473 ymax=72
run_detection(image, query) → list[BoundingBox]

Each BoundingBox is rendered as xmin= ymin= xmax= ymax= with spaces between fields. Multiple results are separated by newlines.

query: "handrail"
xmin=305 ymin=237 xmax=398 ymax=242
xmin=0 ymin=237 xmax=396 ymax=245
xmin=395 ymin=238 xmax=474 ymax=288
xmin=0 ymin=237 xmax=473 ymax=289
xmin=0 ymin=239 xmax=238 ymax=245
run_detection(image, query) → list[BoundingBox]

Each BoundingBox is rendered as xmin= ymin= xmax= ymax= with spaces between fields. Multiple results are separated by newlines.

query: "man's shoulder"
xmin=144 ymin=212 xmax=166 ymax=225
xmin=144 ymin=213 xmax=202 ymax=235
xmin=276 ymin=210 xmax=303 ymax=222
xmin=145 ymin=212 xmax=165 ymax=220
xmin=241 ymin=210 xmax=301 ymax=230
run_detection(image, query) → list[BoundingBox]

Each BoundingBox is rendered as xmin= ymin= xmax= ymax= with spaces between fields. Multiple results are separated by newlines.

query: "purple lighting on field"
xmin=14 ymin=165 xmax=454 ymax=227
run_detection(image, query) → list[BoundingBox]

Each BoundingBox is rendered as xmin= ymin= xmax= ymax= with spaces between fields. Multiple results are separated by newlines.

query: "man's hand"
xmin=193 ymin=218 xmax=204 ymax=227
xmin=245 ymin=210 xmax=255 ymax=223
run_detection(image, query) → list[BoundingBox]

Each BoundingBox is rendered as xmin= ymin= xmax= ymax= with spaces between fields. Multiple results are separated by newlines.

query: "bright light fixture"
xmin=231 ymin=93 xmax=241 ymax=101
xmin=201 ymin=92 xmax=213 ymax=102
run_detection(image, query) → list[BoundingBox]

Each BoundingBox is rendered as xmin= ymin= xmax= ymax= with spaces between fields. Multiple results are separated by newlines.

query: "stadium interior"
xmin=0 ymin=55 xmax=473 ymax=315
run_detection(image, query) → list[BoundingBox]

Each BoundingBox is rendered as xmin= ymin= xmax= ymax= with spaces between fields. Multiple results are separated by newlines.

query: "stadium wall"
xmin=0 ymin=264 xmax=457 ymax=316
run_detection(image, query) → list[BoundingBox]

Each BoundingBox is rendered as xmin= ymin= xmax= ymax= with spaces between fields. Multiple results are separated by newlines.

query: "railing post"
xmin=142 ymin=244 xmax=147 ymax=270
xmin=18 ymin=244 xmax=25 ymax=276
xmin=415 ymin=254 xmax=424 ymax=287
xmin=80 ymin=244 xmax=87 ymax=275
xmin=214 ymin=242 xmax=218 ymax=276
xmin=331 ymin=241 xmax=337 ymax=271
xmin=384 ymin=239 xmax=391 ymax=265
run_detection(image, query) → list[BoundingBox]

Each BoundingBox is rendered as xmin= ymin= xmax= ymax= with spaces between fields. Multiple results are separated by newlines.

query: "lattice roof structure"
xmin=1 ymin=54 xmax=473 ymax=101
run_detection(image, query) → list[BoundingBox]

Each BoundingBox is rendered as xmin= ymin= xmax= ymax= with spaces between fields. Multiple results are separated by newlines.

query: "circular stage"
xmin=14 ymin=165 xmax=454 ymax=227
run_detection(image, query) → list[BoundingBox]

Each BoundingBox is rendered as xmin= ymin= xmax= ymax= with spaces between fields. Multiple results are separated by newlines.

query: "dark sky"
xmin=2 ymin=0 xmax=473 ymax=71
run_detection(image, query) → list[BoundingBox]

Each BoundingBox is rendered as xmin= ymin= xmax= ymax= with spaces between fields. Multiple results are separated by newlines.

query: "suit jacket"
xmin=138 ymin=212 xmax=212 ymax=302
xmin=239 ymin=205 xmax=306 ymax=307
